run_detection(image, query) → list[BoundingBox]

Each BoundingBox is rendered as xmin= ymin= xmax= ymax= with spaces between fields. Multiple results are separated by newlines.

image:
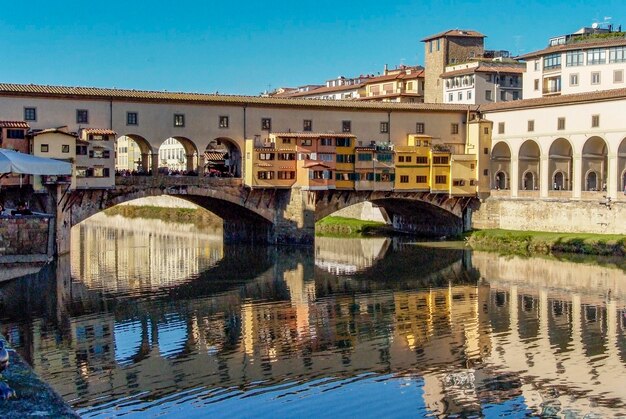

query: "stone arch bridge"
xmin=55 ymin=177 xmax=477 ymax=251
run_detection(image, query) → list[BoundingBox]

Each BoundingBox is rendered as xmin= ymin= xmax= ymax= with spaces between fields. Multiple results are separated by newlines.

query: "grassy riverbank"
xmin=104 ymin=205 xmax=222 ymax=227
xmin=315 ymin=216 xmax=390 ymax=237
xmin=467 ymin=229 xmax=626 ymax=256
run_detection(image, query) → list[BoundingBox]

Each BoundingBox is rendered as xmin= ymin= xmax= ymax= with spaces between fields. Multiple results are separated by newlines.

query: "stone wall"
xmin=332 ymin=201 xmax=388 ymax=223
xmin=0 ymin=215 xmax=54 ymax=263
xmin=472 ymin=197 xmax=626 ymax=234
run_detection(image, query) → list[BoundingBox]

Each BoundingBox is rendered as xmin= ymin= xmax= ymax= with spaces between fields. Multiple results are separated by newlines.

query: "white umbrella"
xmin=0 ymin=149 xmax=72 ymax=175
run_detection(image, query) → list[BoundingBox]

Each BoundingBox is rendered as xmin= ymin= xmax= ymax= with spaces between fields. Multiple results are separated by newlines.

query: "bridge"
xmin=52 ymin=176 xmax=477 ymax=251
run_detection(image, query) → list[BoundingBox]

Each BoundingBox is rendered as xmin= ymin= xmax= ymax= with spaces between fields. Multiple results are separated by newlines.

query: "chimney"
xmin=384 ymin=64 xmax=388 ymax=75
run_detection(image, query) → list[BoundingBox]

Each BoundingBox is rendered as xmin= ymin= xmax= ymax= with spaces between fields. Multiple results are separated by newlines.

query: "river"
xmin=1 ymin=212 xmax=625 ymax=417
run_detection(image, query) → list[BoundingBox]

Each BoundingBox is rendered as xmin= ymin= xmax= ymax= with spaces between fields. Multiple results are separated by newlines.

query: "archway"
xmin=116 ymin=134 xmax=154 ymax=174
xmin=204 ymin=137 xmax=242 ymax=178
xmin=618 ymin=138 xmax=626 ymax=193
xmin=518 ymin=140 xmax=540 ymax=191
xmin=581 ymin=136 xmax=607 ymax=191
xmin=494 ymin=171 xmax=507 ymax=190
xmin=158 ymin=137 xmax=200 ymax=175
xmin=553 ymin=171 xmax=565 ymax=190
xmin=548 ymin=138 xmax=572 ymax=190
xmin=491 ymin=142 xmax=511 ymax=189
xmin=586 ymin=171 xmax=599 ymax=191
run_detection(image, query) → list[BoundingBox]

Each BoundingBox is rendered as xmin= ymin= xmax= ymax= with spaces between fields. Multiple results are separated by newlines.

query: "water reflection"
xmin=0 ymin=216 xmax=625 ymax=417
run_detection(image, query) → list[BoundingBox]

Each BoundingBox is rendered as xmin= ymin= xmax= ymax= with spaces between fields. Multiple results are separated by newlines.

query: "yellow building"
xmin=394 ymin=135 xmax=432 ymax=191
xmin=333 ymin=134 xmax=357 ymax=190
xmin=430 ymin=146 xmax=452 ymax=193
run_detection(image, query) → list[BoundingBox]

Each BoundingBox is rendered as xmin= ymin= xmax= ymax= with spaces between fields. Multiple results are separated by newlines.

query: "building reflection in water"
xmin=0 ymin=217 xmax=625 ymax=417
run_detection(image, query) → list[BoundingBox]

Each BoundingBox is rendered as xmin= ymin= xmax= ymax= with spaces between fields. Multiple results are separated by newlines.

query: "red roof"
xmin=302 ymin=161 xmax=331 ymax=169
xmin=0 ymin=121 xmax=29 ymax=129
xmin=83 ymin=128 xmax=117 ymax=135
xmin=422 ymin=29 xmax=486 ymax=42
xmin=272 ymin=132 xmax=356 ymax=138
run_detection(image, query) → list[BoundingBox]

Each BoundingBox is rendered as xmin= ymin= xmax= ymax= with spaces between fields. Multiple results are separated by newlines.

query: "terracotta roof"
xmin=365 ymin=69 xmax=425 ymax=84
xmin=422 ymin=29 xmax=486 ymax=42
xmin=0 ymin=121 xmax=29 ymax=129
xmin=83 ymin=128 xmax=117 ymax=135
xmin=204 ymin=152 xmax=227 ymax=160
xmin=271 ymin=132 xmax=356 ymax=138
xmin=32 ymin=128 xmax=77 ymax=137
xmin=356 ymin=92 xmax=423 ymax=101
xmin=0 ymin=83 xmax=472 ymax=113
xmin=479 ymin=87 xmax=626 ymax=112
xmin=518 ymin=36 xmax=626 ymax=59
xmin=442 ymin=65 xmax=525 ymax=78
xmin=279 ymin=83 xmax=364 ymax=98
xmin=302 ymin=161 xmax=331 ymax=169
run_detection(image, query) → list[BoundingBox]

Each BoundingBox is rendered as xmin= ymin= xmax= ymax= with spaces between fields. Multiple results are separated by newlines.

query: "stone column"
xmin=151 ymin=153 xmax=159 ymax=175
xmin=55 ymin=184 xmax=72 ymax=255
xmin=540 ymin=155 xmax=549 ymax=198
xmin=140 ymin=152 xmax=151 ymax=172
xmin=572 ymin=153 xmax=582 ymax=199
xmin=274 ymin=187 xmax=316 ymax=245
xmin=607 ymin=152 xmax=618 ymax=199
xmin=185 ymin=154 xmax=196 ymax=173
xmin=510 ymin=155 xmax=519 ymax=198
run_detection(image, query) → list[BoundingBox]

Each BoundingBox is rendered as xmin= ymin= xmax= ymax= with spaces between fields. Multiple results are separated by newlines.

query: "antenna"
xmin=591 ymin=22 xmax=598 ymax=29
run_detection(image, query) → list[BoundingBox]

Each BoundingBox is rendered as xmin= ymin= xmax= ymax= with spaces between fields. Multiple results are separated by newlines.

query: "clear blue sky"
xmin=2 ymin=0 xmax=624 ymax=95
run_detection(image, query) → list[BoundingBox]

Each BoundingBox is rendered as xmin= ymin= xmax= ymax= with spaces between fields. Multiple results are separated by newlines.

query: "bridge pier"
xmin=273 ymin=187 xmax=316 ymax=245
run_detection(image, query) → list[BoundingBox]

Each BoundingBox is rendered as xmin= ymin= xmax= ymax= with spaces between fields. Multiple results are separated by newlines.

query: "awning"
xmin=0 ymin=149 xmax=72 ymax=175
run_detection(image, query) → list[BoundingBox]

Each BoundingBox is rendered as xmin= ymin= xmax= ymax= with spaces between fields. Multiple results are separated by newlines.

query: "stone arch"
xmin=494 ymin=170 xmax=507 ymax=190
xmin=552 ymin=170 xmax=566 ymax=190
xmin=157 ymin=136 xmax=201 ymax=174
xmin=204 ymin=137 xmax=242 ymax=178
xmin=518 ymin=140 xmax=540 ymax=190
xmin=491 ymin=142 xmax=511 ymax=189
xmin=116 ymin=134 xmax=154 ymax=173
xmin=548 ymin=138 xmax=572 ymax=191
xmin=581 ymin=136 xmax=608 ymax=191
xmin=618 ymin=138 xmax=626 ymax=193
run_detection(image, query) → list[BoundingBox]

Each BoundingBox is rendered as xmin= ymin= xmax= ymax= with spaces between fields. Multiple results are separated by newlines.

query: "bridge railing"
xmin=115 ymin=176 xmax=243 ymax=188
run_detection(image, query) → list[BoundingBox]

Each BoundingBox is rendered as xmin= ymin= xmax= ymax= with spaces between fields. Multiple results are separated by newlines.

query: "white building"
xmin=443 ymin=60 xmax=524 ymax=104
xmin=158 ymin=138 xmax=188 ymax=172
xmin=521 ymin=26 xmax=626 ymax=99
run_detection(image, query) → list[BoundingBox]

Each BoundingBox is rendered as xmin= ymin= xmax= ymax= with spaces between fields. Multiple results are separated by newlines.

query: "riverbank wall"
xmin=0 ymin=215 xmax=54 ymax=264
xmin=472 ymin=197 xmax=626 ymax=235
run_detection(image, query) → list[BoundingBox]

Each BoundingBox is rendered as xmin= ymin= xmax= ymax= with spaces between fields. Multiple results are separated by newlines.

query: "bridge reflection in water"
xmin=0 ymin=217 xmax=625 ymax=417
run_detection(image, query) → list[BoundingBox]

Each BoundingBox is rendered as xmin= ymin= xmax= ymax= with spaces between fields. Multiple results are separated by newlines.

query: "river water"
xmin=1 ymin=213 xmax=626 ymax=417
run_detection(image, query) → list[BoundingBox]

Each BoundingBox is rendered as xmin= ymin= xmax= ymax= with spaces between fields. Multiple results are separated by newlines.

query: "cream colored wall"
xmin=32 ymin=132 xmax=76 ymax=189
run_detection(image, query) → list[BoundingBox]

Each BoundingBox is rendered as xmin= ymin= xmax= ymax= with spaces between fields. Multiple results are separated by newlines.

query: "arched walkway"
xmin=581 ymin=136 xmax=608 ymax=191
xmin=618 ymin=138 xmax=626 ymax=193
xmin=204 ymin=137 xmax=242 ymax=178
xmin=518 ymin=140 xmax=540 ymax=190
xmin=548 ymin=138 xmax=572 ymax=190
xmin=491 ymin=142 xmax=511 ymax=189
xmin=116 ymin=134 xmax=154 ymax=173
xmin=158 ymin=137 xmax=200 ymax=174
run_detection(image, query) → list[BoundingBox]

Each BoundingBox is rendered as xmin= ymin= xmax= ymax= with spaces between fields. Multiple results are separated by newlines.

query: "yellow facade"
xmin=394 ymin=137 xmax=432 ymax=191
xmin=334 ymin=136 xmax=356 ymax=190
xmin=450 ymin=154 xmax=477 ymax=195
xmin=430 ymin=150 xmax=451 ymax=193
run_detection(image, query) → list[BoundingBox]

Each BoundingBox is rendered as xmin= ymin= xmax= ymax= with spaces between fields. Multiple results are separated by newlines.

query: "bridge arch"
xmin=490 ymin=142 xmax=511 ymax=189
xmin=157 ymin=136 xmax=200 ymax=174
xmin=618 ymin=137 xmax=626 ymax=192
xmin=581 ymin=136 xmax=607 ymax=191
xmin=116 ymin=134 xmax=155 ymax=173
xmin=548 ymin=138 xmax=572 ymax=190
xmin=518 ymin=140 xmax=540 ymax=191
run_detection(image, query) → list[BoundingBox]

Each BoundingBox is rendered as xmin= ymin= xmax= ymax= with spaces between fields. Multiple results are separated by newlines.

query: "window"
xmin=500 ymin=90 xmax=506 ymax=101
xmin=591 ymin=72 xmax=601 ymax=85
xmin=587 ymin=48 xmax=606 ymax=65
xmin=614 ymin=70 xmax=624 ymax=83
xmin=40 ymin=144 xmax=49 ymax=153
xmin=468 ymin=91 xmax=472 ymax=100
xmin=416 ymin=175 xmax=427 ymax=183
xmin=448 ymin=93 xmax=453 ymax=102
xmin=380 ymin=121 xmax=389 ymax=133
xmin=453 ymin=180 xmax=466 ymax=186
xmin=543 ymin=53 xmax=561 ymax=70
xmin=484 ymin=147 xmax=489 ymax=154
xmin=342 ymin=120 xmax=351 ymax=133
xmin=557 ymin=117 xmax=565 ymax=130
xmin=76 ymin=145 xmax=87 ymax=155
xmin=76 ymin=109 xmax=89 ymax=124
xmin=416 ymin=122 xmax=425 ymax=134
xmin=512 ymin=91 xmax=519 ymax=100
xmin=76 ymin=167 xmax=87 ymax=178
xmin=319 ymin=153 xmax=333 ymax=162
xmin=377 ymin=153 xmax=392 ymax=162
xmin=320 ymin=137 xmax=332 ymax=146
xmin=433 ymin=156 xmax=449 ymax=165
xmin=485 ymin=90 xmax=492 ymax=101
xmin=458 ymin=92 xmax=463 ymax=101
xmin=282 ymin=138 xmax=292 ymax=144
xmin=303 ymin=119 xmax=312 ymax=131
xmin=257 ymin=171 xmax=274 ymax=180
xmin=24 ymin=107 xmax=36 ymax=121
xmin=498 ymin=122 xmax=505 ymax=134
xmin=534 ymin=79 xmax=539 ymax=91
xmin=566 ymin=50 xmax=584 ymax=67
xmin=570 ymin=73 xmax=579 ymax=86
xmin=429 ymin=40 xmax=433 ymax=53
xmin=400 ymin=175 xmax=409 ymax=183
xmin=483 ymin=169 xmax=489 ymax=176
xmin=6 ymin=129 xmax=25 ymax=139
xmin=336 ymin=154 xmax=355 ymax=163
xmin=62 ymin=145 xmax=70 ymax=153
xmin=483 ymin=127 xmax=489 ymax=135
xmin=436 ymin=38 xmax=440 ymax=51
xmin=259 ymin=153 xmax=275 ymax=160
xmin=609 ymin=46 xmax=626 ymax=63
xmin=301 ymin=139 xmax=312 ymax=146
xmin=591 ymin=114 xmax=600 ymax=128
xmin=451 ymin=123 xmax=459 ymax=135
xmin=174 ymin=114 xmax=185 ymax=127
xmin=415 ymin=156 xmax=428 ymax=164
xmin=219 ymin=116 xmax=229 ymax=128
xmin=358 ymin=153 xmax=373 ymax=161
xmin=435 ymin=175 xmax=447 ymax=184
xmin=127 ymin=112 xmax=138 ymax=125
xmin=335 ymin=138 xmax=351 ymax=147
xmin=278 ymin=152 xmax=295 ymax=160
xmin=528 ymin=120 xmax=535 ymax=132
xmin=277 ymin=171 xmax=295 ymax=180
xmin=261 ymin=118 xmax=271 ymax=130
xmin=534 ymin=60 xmax=540 ymax=71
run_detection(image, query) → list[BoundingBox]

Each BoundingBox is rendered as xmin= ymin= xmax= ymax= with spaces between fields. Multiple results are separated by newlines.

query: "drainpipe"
xmin=387 ymin=111 xmax=391 ymax=142
xmin=243 ymin=104 xmax=247 ymax=139
xmin=109 ymin=98 xmax=113 ymax=130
